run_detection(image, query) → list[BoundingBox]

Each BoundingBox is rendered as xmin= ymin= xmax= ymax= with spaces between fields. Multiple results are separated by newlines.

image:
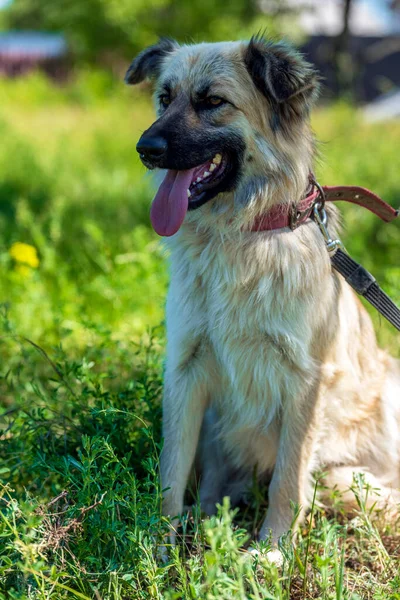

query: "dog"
xmin=126 ymin=35 xmax=400 ymax=559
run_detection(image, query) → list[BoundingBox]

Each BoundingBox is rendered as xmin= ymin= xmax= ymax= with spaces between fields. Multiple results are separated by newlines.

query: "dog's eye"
xmin=206 ymin=96 xmax=226 ymax=108
xmin=159 ymin=94 xmax=171 ymax=108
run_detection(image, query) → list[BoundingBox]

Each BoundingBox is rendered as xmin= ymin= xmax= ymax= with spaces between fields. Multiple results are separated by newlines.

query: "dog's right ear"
xmin=125 ymin=37 xmax=179 ymax=85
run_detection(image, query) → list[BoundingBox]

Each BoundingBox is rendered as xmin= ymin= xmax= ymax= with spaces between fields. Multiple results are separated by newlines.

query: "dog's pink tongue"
xmin=150 ymin=168 xmax=195 ymax=236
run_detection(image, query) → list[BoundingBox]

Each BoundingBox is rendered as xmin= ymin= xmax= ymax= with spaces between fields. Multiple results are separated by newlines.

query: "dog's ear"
xmin=244 ymin=35 xmax=320 ymax=119
xmin=125 ymin=37 xmax=179 ymax=85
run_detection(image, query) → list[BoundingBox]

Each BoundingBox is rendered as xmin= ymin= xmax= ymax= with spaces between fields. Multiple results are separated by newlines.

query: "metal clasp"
xmin=290 ymin=204 xmax=313 ymax=230
xmin=313 ymin=201 xmax=344 ymax=254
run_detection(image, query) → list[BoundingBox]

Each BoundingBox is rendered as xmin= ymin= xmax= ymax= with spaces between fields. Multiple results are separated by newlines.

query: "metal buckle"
xmin=290 ymin=205 xmax=310 ymax=230
xmin=290 ymin=201 xmax=316 ymax=230
xmin=290 ymin=176 xmax=323 ymax=231
xmin=313 ymin=201 xmax=344 ymax=254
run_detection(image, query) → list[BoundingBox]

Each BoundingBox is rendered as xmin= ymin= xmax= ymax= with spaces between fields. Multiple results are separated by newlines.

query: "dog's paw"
xmin=247 ymin=546 xmax=284 ymax=567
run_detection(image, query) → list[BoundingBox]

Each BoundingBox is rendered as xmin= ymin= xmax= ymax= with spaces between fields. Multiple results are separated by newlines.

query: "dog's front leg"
xmin=160 ymin=364 xmax=209 ymax=542
xmin=259 ymin=396 xmax=319 ymax=548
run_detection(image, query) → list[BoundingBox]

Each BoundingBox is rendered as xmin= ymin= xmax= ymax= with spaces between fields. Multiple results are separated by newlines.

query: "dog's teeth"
xmin=213 ymin=154 xmax=222 ymax=165
xmin=196 ymin=177 xmax=202 ymax=182
xmin=203 ymin=171 xmax=210 ymax=178
xmin=187 ymin=189 xmax=191 ymax=198
xmin=209 ymin=163 xmax=216 ymax=172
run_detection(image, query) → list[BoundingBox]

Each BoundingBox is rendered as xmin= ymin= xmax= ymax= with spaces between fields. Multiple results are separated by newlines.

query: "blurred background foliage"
xmin=0 ymin=0 xmax=280 ymax=63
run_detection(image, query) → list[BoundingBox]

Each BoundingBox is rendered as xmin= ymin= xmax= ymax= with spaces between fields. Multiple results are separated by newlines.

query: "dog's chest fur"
xmin=166 ymin=220 xmax=337 ymax=471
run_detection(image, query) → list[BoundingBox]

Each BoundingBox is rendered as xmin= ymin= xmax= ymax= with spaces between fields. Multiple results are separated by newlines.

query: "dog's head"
xmin=126 ymin=36 xmax=320 ymax=236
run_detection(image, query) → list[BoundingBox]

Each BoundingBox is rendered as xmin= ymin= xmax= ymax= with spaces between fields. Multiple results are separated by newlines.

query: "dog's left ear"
xmin=125 ymin=37 xmax=179 ymax=85
xmin=244 ymin=35 xmax=320 ymax=117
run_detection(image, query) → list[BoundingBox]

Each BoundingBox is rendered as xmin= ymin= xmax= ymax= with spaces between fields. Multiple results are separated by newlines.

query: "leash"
xmin=251 ymin=179 xmax=400 ymax=331
xmin=311 ymin=190 xmax=400 ymax=332
xmin=331 ymin=249 xmax=400 ymax=331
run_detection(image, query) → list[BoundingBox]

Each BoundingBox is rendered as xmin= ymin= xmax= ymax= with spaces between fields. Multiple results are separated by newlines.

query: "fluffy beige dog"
xmin=126 ymin=35 xmax=400 ymax=556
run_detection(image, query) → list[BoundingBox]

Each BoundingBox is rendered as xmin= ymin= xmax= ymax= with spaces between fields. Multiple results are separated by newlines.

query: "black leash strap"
xmin=331 ymin=248 xmax=400 ymax=332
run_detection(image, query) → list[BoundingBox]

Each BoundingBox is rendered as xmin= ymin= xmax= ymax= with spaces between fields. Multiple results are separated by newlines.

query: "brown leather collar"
xmin=250 ymin=181 xmax=399 ymax=231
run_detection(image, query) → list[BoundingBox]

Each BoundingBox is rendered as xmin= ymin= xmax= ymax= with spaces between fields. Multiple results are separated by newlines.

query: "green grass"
xmin=0 ymin=72 xmax=399 ymax=599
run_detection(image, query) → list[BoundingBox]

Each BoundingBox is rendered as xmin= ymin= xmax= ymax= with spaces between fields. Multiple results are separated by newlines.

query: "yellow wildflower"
xmin=9 ymin=242 xmax=40 ymax=268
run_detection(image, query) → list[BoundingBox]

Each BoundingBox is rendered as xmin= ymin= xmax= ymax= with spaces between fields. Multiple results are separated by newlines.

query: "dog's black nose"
xmin=136 ymin=135 xmax=168 ymax=161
